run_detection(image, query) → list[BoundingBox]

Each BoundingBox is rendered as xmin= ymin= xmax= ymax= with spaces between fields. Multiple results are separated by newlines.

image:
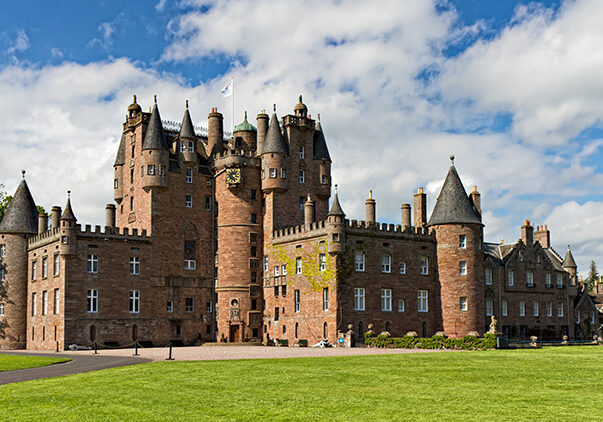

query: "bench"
xmin=296 ymin=339 xmax=308 ymax=347
xmin=277 ymin=339 xmax=289 ymax=347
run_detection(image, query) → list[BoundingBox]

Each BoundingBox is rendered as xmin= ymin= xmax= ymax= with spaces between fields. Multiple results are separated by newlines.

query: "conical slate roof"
xmin=328 ymin=188 xmax=345 ymax=216
xmin=114 ymin=132 xmax=126 ymax=166
xmin=179 ymin=102 xmax=196 ymax=140
xmin=562 ymin=247 xmax=577 ymax=268
xmin=313 ymin=121 xmax=331 ymax=161
xmin=0 ymin=179 xmax=39 ymax=234
xmin=142 ymin=102 xmax=168 ymax=150
xmin=261 ymin=113 xmax=288 ymax=155
xmin=60 ymin=197 xmax=77 ymax=221
xmin=428 ymin=165 xmax=481 ymax=226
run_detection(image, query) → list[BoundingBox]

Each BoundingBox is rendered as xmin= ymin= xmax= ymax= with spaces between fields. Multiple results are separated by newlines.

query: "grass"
xmin=0 ymin=354 xmax=70 ymax=372
xmin=1 ymin=347 xmax=602 ymax=421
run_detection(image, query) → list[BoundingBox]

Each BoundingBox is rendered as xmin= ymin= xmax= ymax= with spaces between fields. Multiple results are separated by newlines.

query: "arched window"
xmin=132 ymin=324 xmax=138 ymax=341
xmin=89 ymin=325 xmax=96 ymax=342
xmin=323 ymin=322 xmax=328 ymax=339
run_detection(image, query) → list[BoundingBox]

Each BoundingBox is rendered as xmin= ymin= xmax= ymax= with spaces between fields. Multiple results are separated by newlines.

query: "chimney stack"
xmin=38 ymin=212 xmax=48 ymax=235
xmin=521 ymin=220 xmax=534 ymax=245
xmin=50 ymin=206 xmax=61 ymax=230
xmin=304 ymin=195 xmax=315 ymax=227
xmin=470 ymin=185 xmax=481 ymax=221
xmin=207 ymin=107 xmax=224 ymax=156
xmin=413 ymin=188 xmax=427 ymax=227
xmin=105 ymin=204 xmax=116 ymax=228
xmin=534 ymin=224 xmax=550 ymax=248
xmin=256 ymin=110 xmax=269 ymax=156
xmin=365 ymin=190 xmax=376 ymax=224
xmin=401 ymin=203 xmax=411 ymax=228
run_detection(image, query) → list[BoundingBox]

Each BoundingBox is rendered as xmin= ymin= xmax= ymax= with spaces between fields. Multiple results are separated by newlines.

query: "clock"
xmin=225 ymin=168 xmax=241 ymax=184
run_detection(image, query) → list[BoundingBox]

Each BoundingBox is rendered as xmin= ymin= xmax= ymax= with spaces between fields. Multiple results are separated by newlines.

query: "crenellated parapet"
xmin=346 ymin=220 xmax=435 ymax=238
xmin=213 ymin=148 xmax=260 ymax=170
xmin=28 ymin=224 xmax=152 ymax=250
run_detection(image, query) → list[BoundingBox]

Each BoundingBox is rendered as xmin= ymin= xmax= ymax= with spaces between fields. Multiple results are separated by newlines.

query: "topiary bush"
xmin=364 ymin=332 xmax=497 ymax=350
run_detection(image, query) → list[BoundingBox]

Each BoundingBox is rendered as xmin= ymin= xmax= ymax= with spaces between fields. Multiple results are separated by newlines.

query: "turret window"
xmin=185 ymin=195 xmax=193 ymax=208
xmin=299 ymin=170 xmax=305 ymax=183
xmin=269 ymin=168 xmax=277 ymax=178
xmin=281 ymin=169 xmax=287 ymax=179
xmin=114 ymin=179 xmax=118 ymax=189
xmin=130 ymin=169 xmax=134 ymax=184
xmin=160 ymin=166 xmax=165 ymax=176
xmin=0 ymin=244 xmax=4 ymax=257
xmin=188 ymin=141 xmax=194 ymax=152
xmin=87 ymin=289 xmax=98 ymax=313
xmin=130 ymin=196 xmax=134 ymax=211
xmin=321 ymin=175 xmax=328 ymax=184
xmin=87 ymin=255 xmax=98 ymax=273
xmin=181 ymin=141 xmax=187 ymax=152
xmin=459 ymin=235 xmax=466 ymax=248
xmin=460 ymin=296 xmax=468 ymax=311
xmin=131 ymin=145 xmax=135 ymax=157
xmin=459 ymin=261 xmax=467 ymax=275
xmin=0 ymin=303 xmax=4 ymax=316
xmin=0 ymin=268 xmax=5 ymax=281
xmin=147 ymin=165 xmax=155 ymax=175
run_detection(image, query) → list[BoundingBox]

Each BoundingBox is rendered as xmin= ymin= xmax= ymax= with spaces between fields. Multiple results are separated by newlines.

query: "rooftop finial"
xmin=67 ymin=190 xmax=71 ymax=199
xmin=369 ymin=189 xmax=372 ymax=199
xmin=318 ymin=113 xmax=321 ymax=122
xmin=133 ymin=95 xmax=137 ymax=103
xmin=244 ymin=111 xmax=247 ymax=120
xmin=273 ymin=104 xmax=276 ymax=112
xmin=154 ymin=95 xmax=157 ymax=104
xmin=21 ymin=170 xmax=25 ymax=179
xmin=450 ymin=155 xmax=455 ymax=165
xmin=335 ymin=184 xmax=338 ymax=193
xmin=568 ymin=244 xmax=571 ymax=250
xmin=185 ymin=99 xmax=189 ymax=109
xmin=299 ymin=95 xmax=303 ymax=103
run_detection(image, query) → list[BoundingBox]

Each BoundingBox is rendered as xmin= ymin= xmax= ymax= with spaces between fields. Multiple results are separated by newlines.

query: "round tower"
xmin=232 ymin=111 xmax=257 ymax=153
xmin=141 ymin=96 xmax=169 ymax=190
xmin=207 ymin=108 xmax=224 ymax=157
xmin=59 ymin=193 xmax=77 ymax=257
xmin=0 ymin=172 xmax=39 ymax=349
xmin=428 ymin=158 xmax=484 ymax=338
xmin=562 ymin=245 xmax=578 ymax=284
xmin=256 ymin=110 xmax=269 ymax=156
xmin=261 ymin=106 xmax=288 ymax=193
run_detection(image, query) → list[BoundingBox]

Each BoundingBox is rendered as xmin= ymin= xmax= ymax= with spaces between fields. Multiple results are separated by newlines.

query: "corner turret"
xmin=261 ymin=106 xmax=288 ymax=193
xmin=59 ymin=192 xmax=77 ymax=256
xmin=327 ymin=185 xmax=345 ymax=254
xmin=179 ymin=100 xmax=197 ymax=164
xmin=563 ymin=245 xmax=577 ymax=283
xmin=113 ymin=133 xmax=126 ymax=203
xmin=141 ymin=96 xmax=169 ymax=190
xmin=0 ymin=172 xmax=38 ymax=235
xmin=233 ymin=111 xmax=257 ymax=153
xmin=207 ymin=107 xmax=224 ymax=157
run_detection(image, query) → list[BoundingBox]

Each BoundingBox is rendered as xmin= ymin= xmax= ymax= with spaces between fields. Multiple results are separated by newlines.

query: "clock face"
xmin=225 ymin=168 xmax=241 ymax=184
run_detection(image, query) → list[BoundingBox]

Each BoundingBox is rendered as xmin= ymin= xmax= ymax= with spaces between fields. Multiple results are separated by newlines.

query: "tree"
xmin=0 ymin=184 xmax=10 ymax=222
xmin=585 ymin=260 xmax=599 ymax=293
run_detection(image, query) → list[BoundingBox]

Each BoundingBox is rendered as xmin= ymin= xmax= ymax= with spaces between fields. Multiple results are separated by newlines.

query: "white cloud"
xmin=156 ymin=0 xmax=168 ymax=11
xmin=6 ymin=29 xmax=30 ymax=55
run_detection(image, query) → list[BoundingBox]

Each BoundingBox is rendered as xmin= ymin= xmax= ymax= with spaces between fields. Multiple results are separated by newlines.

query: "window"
xmin=185 ymin=168 xmax=193 ymax=183
xmin=32 ymin=261 xmax=37 ymax=280
xmin=460 ymin=296 xmax=468 ymax=311
xmin=381 ymin=255 xmax=391 ymax=273
xmin=486 ymin=298 xmax=493 ymax=316
xmin=185 ymin=194 xmax=193 ymax=208
xmin=508 ymin=270 xmax=514 ymax=286
xmin=459 ymin=235 xmax=466 ymax=248
xmin=53 ymin=289 xmax=59 ymax=314
xmin=0 ymin=303 xmax=4 ymax=316
xmin=355 ymin=253 xmax=365 ymax=272
xmin=129 ymin=290 xmax=140 ymax=313
xmin=188 ymin=141 xmax=194 ymax=153
xmin=205 ymin=196 xmax=212 ymax=211
xmin=399 ymin=262 xmax=406 ymax=274
xmin=53 ymin=254 xmax=59 ymax=276
xmin=206 ymin=301 xmax=213 ymax=313
xmin=319 ymin=254 xmax=326 ymax=271
xmin=299 ymin=196 xmax=305 ymax=210
xmin=323 ymin=287 xmax=329 ymax=311
xmin=0 ymin=244 xmax=4 ymax=257
xmin=274 ymin=286 xmax=279 ymax=297
xmin=557 ymin=301 xmax=563 ymax=317
xmin=381 ymin=289 xmax=392 ymax=311
xmin=130 ymin=257 xmax=140 ymax=275
xmin=0 ymin=268 xmax=5 ymax=282
xmin=547 ymin=301 xmax=553 ymax=317
xmin=398 ymin=299 xmax=405 ymax=312
xmin=354 ymin=288 xmax=365 ymax=311
xmin=420 ymin=256 xmax=429 ymax=275
xmin=87 ymin=255 xmax=98 ymax=273
xmin=274 ymin=266 xmax=280 ymax=277
xmin=296 ymin=257 xmax=302 ymax=274
xmin=147 ymin=165 xmax=156 ymax=175
xmin=485 ymin=268 xmax=492 ymax=285
xmin=269 ymin=168 xmax=277 ymax=178
xmin=576 ymin=310 xmax=580 ymax=324
xmin=251 ymin=190 xmax=257 ymax=201
xmin=167 ymin=301 xmax=173 ymax=313
xmin=537 ymin=254 xmax=541 ymax=263
xmin=160 ymin=166 xmax=165 ymax=176
xmin=130 ymin=196 xmax=134 ymax=211
xmin=251 ymin=213 xmax=257 ymax=224
xmin=281 ymin=285 xmax=287 ymax=297
xmin=274 ymin=307 xmax=280 ymax=321
xmin=591 ymin=312 xmax=596 ymax=324
xmin=32 ymin=292 xmax=37 ymax=315
xmin=42 ymin=290 xmax=48 ymax=315
xmin=299 ymin=146 xmax=304 ymax=159
xmin=181 ymin=141 xmax=187 ymax=152
xmin=459 ymin=261 xmax=467 ymax=275
xmin=114 ymin=179 xmax=118 ymax=189
xmin=556 ymin=274 xmax=563 ymax=288
xmin=321 ymin=175 xmax=328 ymax=184
xmin=502 ymin=299 xmax=508 ymax=316
xmin=546 ymin=273 xmax=551 ymax=288
xmin=519 ymin=301 xmax=525 ymax=317
xmin=281 ymin=169 xmax=286 ymax=179
xmin=294 ymin=290 xmax=300 ymax=312
xmin=263 ymin=256 xmax=268 ymax=272
xmin=42 ymin=257 xmax=48 ymax=278
xmin=87 ymin=289 xmax=98 ymax=313
xmin=130 ymin=169 xmax=134 ymax=184
xmin=533 ymin=301 xmax=539 ymax=317
xmin=527 ymin=271 xmax=534 ymax=287
xmin=299 ymin=170 xmax=305 ymax=183
xmin=184 ymin=260 xmax=196 ymax=270
xmin=418 ymin=290 xmax=429 ymax=312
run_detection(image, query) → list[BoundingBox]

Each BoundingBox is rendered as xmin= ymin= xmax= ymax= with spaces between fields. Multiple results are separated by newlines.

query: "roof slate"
xmin=179 ymin=107 xmax=196 ymax=140
xmin=0 ymin=179 xmax=39 ymax=234
xmin=562 ymin=247 xmax=577 ymax=268
xmin=142 ymin=103 xmax=168 ymax=150
xmin=261 ymin=113 xmax=288 ymax=155
xmin=328 ymin=190 xmax=345 ymax=216
xmin=60 ymin=198 xmax=76 ymax=221
xmin=113 ymin=133 xmax=126 ymax=166
xmin=313 ymin=122 xmax=331 ymax=161
xmin=428 ymin=165 xmax=481 ymax=226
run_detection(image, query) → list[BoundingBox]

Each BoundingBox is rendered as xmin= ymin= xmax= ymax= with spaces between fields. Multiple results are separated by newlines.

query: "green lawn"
xmin=1 ymin=347 xmax=602 ymax=421
xmin=0 ymin=354 xmax=70 ymax=372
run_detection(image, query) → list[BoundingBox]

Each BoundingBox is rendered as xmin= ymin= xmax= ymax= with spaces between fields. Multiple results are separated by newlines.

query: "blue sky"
xmin=1 ymin=0 xmax=603 ymax=274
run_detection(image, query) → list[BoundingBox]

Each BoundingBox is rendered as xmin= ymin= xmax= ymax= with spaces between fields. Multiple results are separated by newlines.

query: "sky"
xmin=1 ymin=0 xmax=602 ymax=275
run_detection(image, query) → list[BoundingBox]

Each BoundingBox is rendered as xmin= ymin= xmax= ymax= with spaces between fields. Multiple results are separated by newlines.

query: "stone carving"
xmin=229 ymin=308 xmax=240 ymax=321
xmin=488 ymin=315 xmax=498 ymax=334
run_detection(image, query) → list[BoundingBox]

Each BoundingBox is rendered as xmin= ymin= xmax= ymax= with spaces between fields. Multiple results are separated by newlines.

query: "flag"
xmin=221 ymin=79 xmax=233 ymax=97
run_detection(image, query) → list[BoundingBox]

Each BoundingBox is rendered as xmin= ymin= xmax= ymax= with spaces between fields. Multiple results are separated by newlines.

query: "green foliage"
xmin=0 ymin=184 xmax=9 ymax=222
xmin=364 ymin=332 xmax=497 ymax=350
xmin=585 ymin=260 xmax=599 ymax=292
xmin=0 ymin=355 xmax=69 ymax=372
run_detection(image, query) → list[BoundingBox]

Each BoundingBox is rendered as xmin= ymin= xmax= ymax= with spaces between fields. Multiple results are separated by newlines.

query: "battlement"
xmin=272 ymin=220 xmax=328 ymax=242
xmin=346 ymin=219 xmax=435 ymax=238
xmin=28 ymin=227 xmax=61 ymax=247
xmin=213 ymin=148 xmax=260 ymax=168
xmin=76 ymin=224 xmax=151 ymax=241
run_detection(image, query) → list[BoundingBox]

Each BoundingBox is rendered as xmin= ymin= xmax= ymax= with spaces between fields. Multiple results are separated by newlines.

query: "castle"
xmin=0 ymin=95 xmax=599 ymax=350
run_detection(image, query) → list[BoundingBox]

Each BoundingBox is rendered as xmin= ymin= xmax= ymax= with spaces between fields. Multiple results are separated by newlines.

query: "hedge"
xmin=364 ymin=333 xmax=497 ymax=350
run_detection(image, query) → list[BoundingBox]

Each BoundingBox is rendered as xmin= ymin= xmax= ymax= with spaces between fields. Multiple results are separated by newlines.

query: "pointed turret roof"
xmin=114 ymin=132 xmax=126 ymax=166
xmin=0 ymin=175 xmax=38 ymax=234
xmin=328 ymin=186 xmax=345 ymax=216
xmin=60 ymin=193 xmax=76 ymax=221
xmin=179 ymin=101 xmax=196 ymax=140
xmin=142 ymin=98 xmax=168 ymax=151
xmin=562 ymin=246 xmax=577 ymax=268
xmin=261 ymin=109 xmax=288 ymax=155
xmin=313 ymin=117 xmax=331 ymax=161
xmin=234 ymin=111 xmax=257 ymax=132
xmin=428 ymin=161 xmax=481 ymax=226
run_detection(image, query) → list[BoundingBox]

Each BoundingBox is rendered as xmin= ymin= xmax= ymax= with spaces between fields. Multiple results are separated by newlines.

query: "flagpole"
xmin=231 ymin=76 xmax=235 ymax=136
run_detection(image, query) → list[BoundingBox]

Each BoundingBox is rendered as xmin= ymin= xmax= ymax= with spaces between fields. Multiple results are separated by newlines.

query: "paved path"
xmin=0 ymin=352 xmax=151 ymax=385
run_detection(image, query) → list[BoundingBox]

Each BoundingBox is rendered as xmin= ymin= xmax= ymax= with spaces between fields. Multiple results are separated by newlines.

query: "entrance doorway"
xmin=230 ymin=325 xmax=240 ymax=342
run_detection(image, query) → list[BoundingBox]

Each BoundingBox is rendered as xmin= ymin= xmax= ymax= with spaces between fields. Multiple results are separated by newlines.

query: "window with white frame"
xmin=533 ymin=301 xmax=539 ymax=317
xmin=184 ymin=260 xmax=196 ymax=270
xmin=527 ymin=271 xmax=534 ymax=287
xmin=87 ymin=255 xmax=98 ymax=273
xmin=167 ymin=300 xmax=173 ymax=313
xmin=485 ymin=268 xmax=492 ymax=285
xmin=459 ymin=235 xmax=466 ymax=249
xmin=557 ymin=301 xmax=563 ymax=317
xmin=53 ymin=289 xmax=59 ymax=314
xmin=299 ymin=170 xmax=305 ymax=183
xmin=188 ymin=141 xmax=194 ymax=153
xmin=546 ymin=273 xmax=551 ymax=288
xmin=299 ymin=146 xmax=304 ymax=159
xmin=129 ymin=290 xmax=140 ymax=313
xmin=486 ymin=298 xmax=493 ymax=316
xmin=263 ymin=256 xmax=268 ymax=272
xmin=418 ymin=290 xmax=428 ymax=312
xmin=181 ymin=141 xmax=187 ymax=152
xmin=459 ymin=261 xmax=467 ymax=275
xmin=206 ymin=301 xmax=213 ymax=313
xmin=547 ymin=301 xmax=553 ymax=317
xmin=54 ymin=254 xmax=60 ymax=276
xmin=32 ymin=261 xmax=37 ymax=280
xmin=0 ymin=244 xmax=4 ymax=257
xmin=398 ymin=299 xmax=405 ymax=312
xmin=185 ymin=194 xmax=193 ymax=208
xmin=87 ymin=289 xmax=98 ymax=313
xmin=281 ymin=169 xmax=287 ymax=179
xmin=322 ymin=287 xmax=329 ymax=311
xmin=269 ymin=168 xmax=277 ymax=178
xmin=502 ymin=299 xmax=508 ymax=316
xmin=355 ymin=253 xmax=365 ymax=272
xmin=0 ymin=303 xmax=4 ymax=316
xmin=42 ymin=257 xmax=48 ymax=278
xmin=185 ymin=168 xmax=193 ymax=183
xmin=319 ymin=254 xmax=326 ymax=271
xmin=32 ymin=292 xmax=36 ymax=315
xmin=519 ymin=301 xmax=525 ymax=317
xmin=185 ymin=297 xmax=194 ymax=313
xmin=296 ymin=257 xmax=302 ymax=274
xmin=556 ymin=274 xmax=563 ymax=288
xmin=381 ymin=289 xmax=392 ymax=311
xmin=354 ymin=288 xmax=365 ymax=311
xmin=508 ymin=269 xmax=514 ymax=286
xmin=147 ymin=165 xmax=156 ymax=175
xmin=460 ymin=296 xmax=468 ymax=311
xmin=295 ymin=290 xmax=300 ymax=312
xmin=381 ymin=255 xmax=391 ymax=273
xmin=42 ymin=290 xmax=48 ymax=315
xmin=282 ymin=264 xmax=287 ymax=275
xmin=274 ymin=266 xmax=280 ymax=277
xmin=420 ymin=256 xmax=429 ymax=275
xmin=130 ymin=257 xmax=140 ymax=275
xmin=399 ymin=262 xmax=406 ymax=274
